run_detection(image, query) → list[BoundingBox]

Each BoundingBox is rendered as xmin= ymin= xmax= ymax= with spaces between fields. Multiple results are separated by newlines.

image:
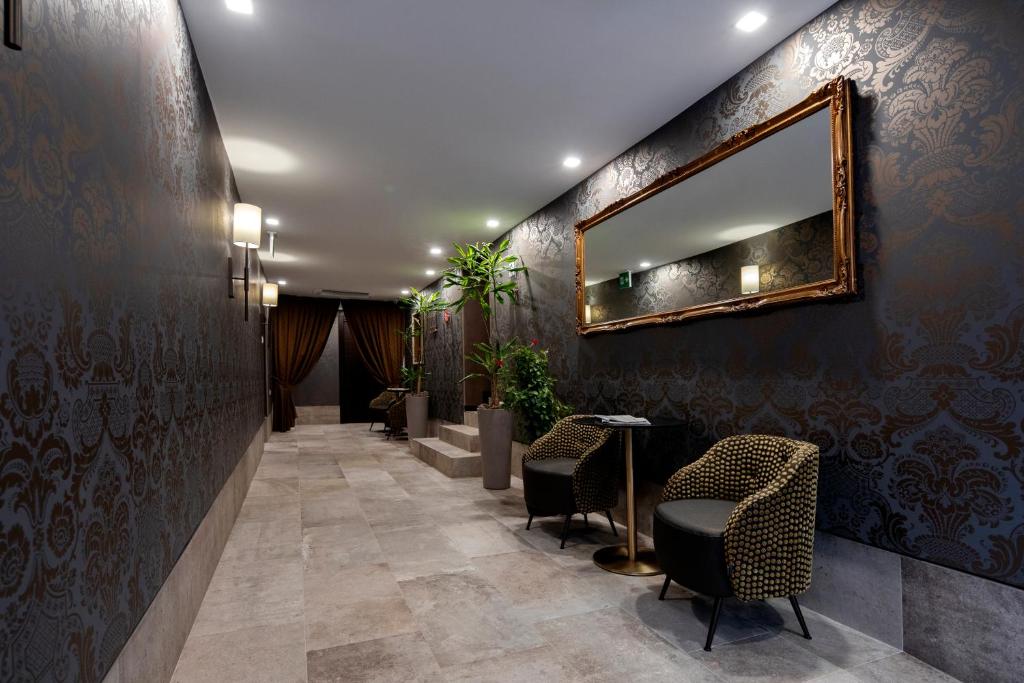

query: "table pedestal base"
xmin=593 ymin=545 xmax=662 ymax=576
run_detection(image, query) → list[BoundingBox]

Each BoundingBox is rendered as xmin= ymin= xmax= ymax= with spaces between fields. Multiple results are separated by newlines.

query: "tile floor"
xmin=171 ymin=424 xmax=958 ymax=683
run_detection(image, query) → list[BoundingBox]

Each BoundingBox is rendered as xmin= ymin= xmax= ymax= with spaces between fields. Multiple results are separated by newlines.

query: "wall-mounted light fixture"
xmin=262 ymin=282 xmax=279 ymax=307
xmin=228 ymin=203 xmax=262 ymax=320
xmin=741 ymin=265 xmax=760 ymax=295
xmin=584 ymin=304 xmax=592 ymax=324
xmin=4 ymin=0 xmax=22 ymax=50
xmin=267 ymin=231 xmax=277 ymax=258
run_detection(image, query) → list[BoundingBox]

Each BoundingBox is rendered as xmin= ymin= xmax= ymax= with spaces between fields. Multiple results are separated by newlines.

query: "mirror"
xmin=576 ymin=77 xmax=855 ymax=335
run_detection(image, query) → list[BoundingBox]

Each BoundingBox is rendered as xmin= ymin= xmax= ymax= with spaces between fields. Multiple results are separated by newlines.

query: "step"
xmin=464 ymin=410 xmax=478 ymax=428
xmin=439 ymin=423 xmax=480 ymax=452
xmin=410 ymin=438 xmax=482 ymax=478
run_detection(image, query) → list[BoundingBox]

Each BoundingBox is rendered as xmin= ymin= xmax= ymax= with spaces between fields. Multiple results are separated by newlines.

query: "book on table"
xmin=593 ymin=415 xmax=651 ymax=426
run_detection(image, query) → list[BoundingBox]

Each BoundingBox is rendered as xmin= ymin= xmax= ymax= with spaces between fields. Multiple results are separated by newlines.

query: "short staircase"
xmin=410 ymin=412 xmax=481 ymax=478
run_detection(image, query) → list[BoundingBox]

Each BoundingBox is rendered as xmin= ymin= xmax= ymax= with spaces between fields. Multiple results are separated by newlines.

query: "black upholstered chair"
xmin=384 ymin=396 xmax=407 ymax=439
xmin=522 ymin=415 xmax=620 ymax=548
xmin=368 ymin=390 xmax=398 ymax=432
xmin=654 ymin=435 xmax=819 ymax=651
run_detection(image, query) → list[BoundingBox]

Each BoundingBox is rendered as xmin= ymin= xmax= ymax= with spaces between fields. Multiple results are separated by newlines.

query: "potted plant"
xmin=443 ymin=239 xmax=527 ymax=489
xmin=399 ymin=287 xmax=448 ymax=438
xmin=502 ymin=339 xmax=572 ymax=443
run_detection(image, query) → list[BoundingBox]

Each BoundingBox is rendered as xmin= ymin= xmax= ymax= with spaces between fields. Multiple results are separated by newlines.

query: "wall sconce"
xmin=584 ymin=304 xmax=592 ymax=324
xmin=267 ymin=231 xmax=277 ymax=258
xmin=4 ymin=0 xmax=22 ymax=50
xmin=228 ymin=203 xmax=262 ymax=321
xmin=262 ymin=282 xmax=279 ymax=307
xmin=741 ymin=265 xmax=760 ymax=295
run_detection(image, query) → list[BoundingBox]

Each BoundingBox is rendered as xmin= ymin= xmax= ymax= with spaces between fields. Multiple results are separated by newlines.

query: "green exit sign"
xmin=618 ymin=271 xmax=632 ymax=289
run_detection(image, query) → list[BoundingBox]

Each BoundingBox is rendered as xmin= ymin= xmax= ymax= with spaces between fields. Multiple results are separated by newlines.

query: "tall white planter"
xmin=477 ymin=406 xmax=512 ymax=489
xmin=406 ymin=393 xmax=429 ymax=439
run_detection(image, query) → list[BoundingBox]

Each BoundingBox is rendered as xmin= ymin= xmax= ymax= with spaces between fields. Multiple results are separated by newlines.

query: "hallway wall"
xmin=0 ymin=2 xmax=266 ymax=681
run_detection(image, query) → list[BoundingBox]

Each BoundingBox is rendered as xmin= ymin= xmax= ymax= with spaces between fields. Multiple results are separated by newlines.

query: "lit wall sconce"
xmin=584 ymin=304 xmax=592 ymax=324
xmin=741 ymin=264 xmax=760 ymax=295
xmin=267 ymin=231 xmax=277 ymax=258
xmin=262 ymin=282 xmax=279 ymax=307
xmin=228 ymin=203 xmax=262 ymax=321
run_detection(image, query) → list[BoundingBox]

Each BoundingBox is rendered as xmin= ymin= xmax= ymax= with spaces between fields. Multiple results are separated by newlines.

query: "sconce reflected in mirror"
xmin=584 ymin=304 xmax=592 ymax=324
xmin=740 ymin=265 xmax=760 ymax=295
xmin=228 ymin=203 xmax=262 ymax=321
xmin=262 ymin=282 xmax=279 ymax=307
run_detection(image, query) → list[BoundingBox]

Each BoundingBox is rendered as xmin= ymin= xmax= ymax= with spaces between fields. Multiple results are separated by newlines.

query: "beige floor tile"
xmin=306 ymin=632 xmax=441 ymax=683
xmin=302 ymin=520 xmax=384 ymax=573
xmin=399 ymin=570 xmax=542 ymax=667
xmin=305 ymin=596 xmax=418 ymax=651
xmin=172 ymin=621 xmax=306 ymax=683
xmin=440 ymin=519 xmax=522 ymax=557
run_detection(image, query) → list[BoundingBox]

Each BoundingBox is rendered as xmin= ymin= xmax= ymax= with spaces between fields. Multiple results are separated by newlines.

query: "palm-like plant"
xmin=399 ymin=287 xmax=448 ymax=394
xmin=442 ymin=239 xmax=527 ymax=407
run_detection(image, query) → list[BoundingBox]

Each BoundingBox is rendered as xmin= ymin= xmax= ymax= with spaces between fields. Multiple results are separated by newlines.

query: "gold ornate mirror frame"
xmin=575 ymin=77 xmax=855 ymax=336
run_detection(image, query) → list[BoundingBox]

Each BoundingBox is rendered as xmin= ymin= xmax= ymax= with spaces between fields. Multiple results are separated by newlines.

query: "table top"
xmin=386 ymin=387 xmax=411 ymax=393
xmin=574 ymin=416 xmax=684 ymax=430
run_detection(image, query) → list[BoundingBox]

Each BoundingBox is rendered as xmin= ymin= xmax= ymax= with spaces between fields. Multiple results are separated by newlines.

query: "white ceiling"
xmin=180 ymin=0 xmax=833 ymax=299
xmin=586 ymin=107 xmax=834 ymax=283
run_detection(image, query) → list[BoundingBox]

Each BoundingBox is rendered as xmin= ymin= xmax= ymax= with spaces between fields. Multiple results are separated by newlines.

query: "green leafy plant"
xmin=399 ymin=287 xmax=448 ymax=394
xmin=502 ymin=339 xmax=572 ymax=443
xmin=442 ymin=239 xmax=527 ymax=407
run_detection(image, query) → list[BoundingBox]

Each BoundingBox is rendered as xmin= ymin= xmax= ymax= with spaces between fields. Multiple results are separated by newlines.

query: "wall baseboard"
xmin=295 ymin=404 xmax=340 ymax=425
xmin=102 ymin=416 xmax=270 ymax=683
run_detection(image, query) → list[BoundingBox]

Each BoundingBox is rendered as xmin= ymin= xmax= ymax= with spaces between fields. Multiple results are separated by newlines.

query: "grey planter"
xmin=406 ymin=394 xmax=429 ymax=439
xmin=477 ymin=406 xmax=512 ymax=489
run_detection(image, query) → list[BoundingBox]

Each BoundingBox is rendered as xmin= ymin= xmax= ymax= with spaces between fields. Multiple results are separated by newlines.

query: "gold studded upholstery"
xmin=662 ymin=435 xmax=819 ymax=601
xmin=385 ymin=396 xmax=406 ymax=433
xmin=369 ymin=390 xmax=398 ymax=410
xmin=523 ymin=415 xmax=620 ymax=514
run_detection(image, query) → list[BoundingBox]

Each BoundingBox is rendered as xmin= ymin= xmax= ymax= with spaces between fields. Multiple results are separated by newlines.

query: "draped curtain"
xmin=271 ymin=295 xmax=340 ymax=431
xmin=341 ymin=299 xmax=405 ymax=388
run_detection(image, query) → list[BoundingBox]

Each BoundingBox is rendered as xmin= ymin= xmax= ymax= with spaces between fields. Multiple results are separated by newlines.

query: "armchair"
xmin=368 ymin=390 xmax=398 ymax=432
xmin=654 ymin=435 xmax=819 ymax=650
xmin=522 ymin=415 xmax=621 ymax=548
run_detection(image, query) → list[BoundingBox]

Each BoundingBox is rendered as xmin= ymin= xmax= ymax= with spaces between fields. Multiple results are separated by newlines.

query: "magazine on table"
xmin=593 ymin=414 xmax=651 ymax=426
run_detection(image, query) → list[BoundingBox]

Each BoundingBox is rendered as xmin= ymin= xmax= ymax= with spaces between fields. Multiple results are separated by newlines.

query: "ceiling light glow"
xmin=278 ymin=279 xmax=287 ymax=285
xmin=486 ymin=218 xmax=500 ymax=228
xmin=226 ymin=0 xmax=254 ymax=15
xmin=562 ymin=155 xmax=581 ymax=169
xmin=639 ymin=261 xmax=652 ymax=268
xmin=400 ymin=289 xmax=410 ymax=295
xmin=223 ymin=137 xmax=299 ymax=175
xmin=429 ymin=246 xmax=443 ymax=255
xmin=735 ymin=11 xmax=767 ymax=32
xmin=265 ymin=217 xmax=280 ymax=226
xmin=425 ymin=269 xmax=436 ymax=276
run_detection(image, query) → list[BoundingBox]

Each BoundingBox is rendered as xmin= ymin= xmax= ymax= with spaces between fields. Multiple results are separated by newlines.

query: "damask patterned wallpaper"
xmin=0 ymin=2 xmax=265 ymax=681
xmin=586 ymin=211 xmax=834 ymax=324
xmin=424 ymin=285 xmax=465 ymax=424
xmin=443 ymin=0 xmax=1023 ymax=589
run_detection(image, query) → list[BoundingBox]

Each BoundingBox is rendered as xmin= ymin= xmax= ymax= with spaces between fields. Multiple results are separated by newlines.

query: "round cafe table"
xmin=574 ymin=416 xmax=684 ymax=576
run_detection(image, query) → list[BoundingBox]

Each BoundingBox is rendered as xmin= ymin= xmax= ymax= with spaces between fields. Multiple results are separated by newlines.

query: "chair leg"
xmin=559 ymin=514 xmax=573 ymax=549
xmin=605 ymin=510 xmax=617 ymax=536
xmin=659 ymin=576 xmax=671 ymax=601
xmin=583 ymin=513 xmax=589 ymax=528
xmin=790 ymin=596 xmax=812 ymax=640
xmin=704 ymin=597 xmax=724 ymax=651
xmin=369 ymin=421 xmax=374 ymax=431
xmin=526 ymin=515 xmax=533 ymax=531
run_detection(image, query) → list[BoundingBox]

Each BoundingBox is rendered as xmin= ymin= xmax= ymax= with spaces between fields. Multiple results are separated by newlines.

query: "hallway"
xmin=171 ymin=425 xmax=951 ymax=682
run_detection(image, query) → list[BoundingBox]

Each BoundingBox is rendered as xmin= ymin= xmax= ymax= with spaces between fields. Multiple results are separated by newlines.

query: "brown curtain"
xmin=341 ymin=299 xmax=405 ymax=388
xmin=271 ymin=295 xmax=340 ymax=431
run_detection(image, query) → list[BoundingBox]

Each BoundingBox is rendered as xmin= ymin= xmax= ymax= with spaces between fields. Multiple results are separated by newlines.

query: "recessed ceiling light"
xmin=425 ymin=269 xmax=436 ymax=276
xmin=226 ymin=0 xmax=254 ymax=15
xmin=400 ymin=289 xmax=410 ymax=295
xmin=639 ymin=261 xmax=652 ymax=268
xmin=265 ymin=217 xmax=280 ymax=226
xmin=278 ymin=279 xmax=287 ymax=285
xmin=486 ymin=218 xmax=500 ymax=228
xmin=429 ymin=246 xmax=443 ymax=255
xmin=735 ymin=11 xmax=766 ymax=32
xmin=562 ymin=155 xmax=581 ymax=169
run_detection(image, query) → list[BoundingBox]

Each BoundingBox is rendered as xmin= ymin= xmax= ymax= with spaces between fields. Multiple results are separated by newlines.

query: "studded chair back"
xmin=523 ymin=415 xmax=620 ymax=514
xmin=662 ymin=435 xmax=819 ymax=601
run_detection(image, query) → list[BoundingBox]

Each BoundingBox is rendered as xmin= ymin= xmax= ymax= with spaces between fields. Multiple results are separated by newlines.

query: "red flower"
xmin=530 ymin=338 xmax=539 ymax=346
xmin=495 ymin=359 xmax=504 ymax=368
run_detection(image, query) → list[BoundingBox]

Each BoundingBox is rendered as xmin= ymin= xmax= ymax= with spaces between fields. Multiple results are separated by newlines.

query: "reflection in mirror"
xmin=583 ymin=106 xmax=834 ymax=326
